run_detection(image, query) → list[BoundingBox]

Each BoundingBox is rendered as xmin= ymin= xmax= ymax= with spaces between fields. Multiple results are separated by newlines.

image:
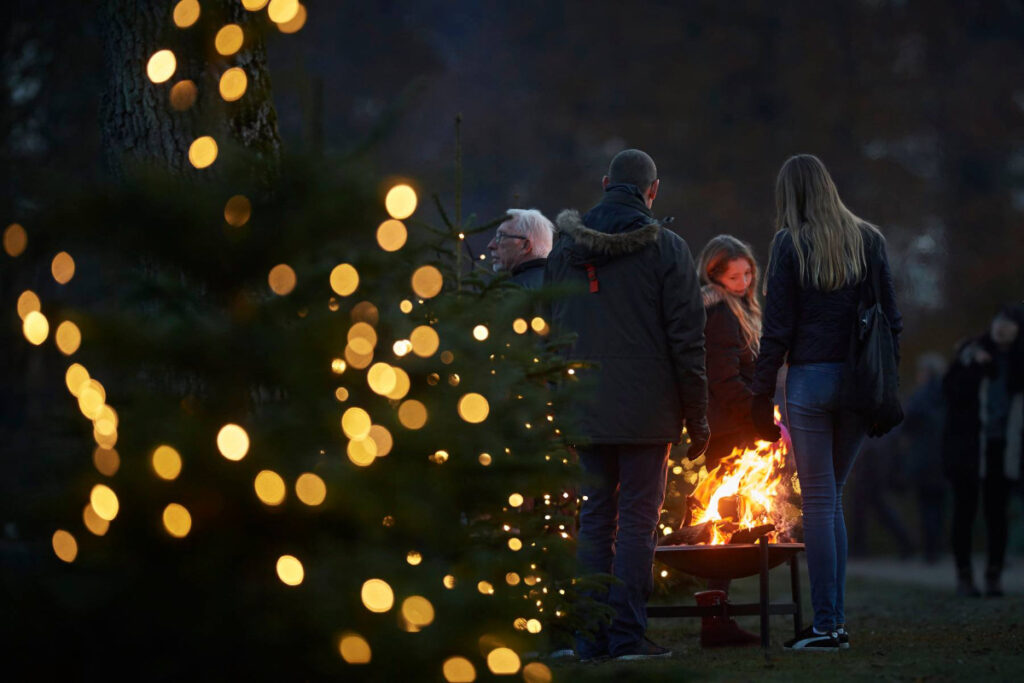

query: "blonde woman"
xmin=751 ymin=155 xmax=902 ymax=651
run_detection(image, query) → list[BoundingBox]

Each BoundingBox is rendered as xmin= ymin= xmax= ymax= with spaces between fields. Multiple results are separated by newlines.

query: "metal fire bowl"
xmin=655 ymin=542 xmax=805 ymax=580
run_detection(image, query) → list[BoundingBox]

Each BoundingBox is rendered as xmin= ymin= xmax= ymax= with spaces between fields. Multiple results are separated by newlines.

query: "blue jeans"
xmin=784 ymin=363 xmax=866 ymax=632
xmin=575 ymin=444 xmax=669 ymax=657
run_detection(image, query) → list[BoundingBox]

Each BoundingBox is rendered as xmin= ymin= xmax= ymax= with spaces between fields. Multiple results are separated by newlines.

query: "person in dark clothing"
xmin=693 ymin=234 xmax=763 ymax=647
xmin=546 ymin=149 xmax=709 ymax=661
xmin=942 ymin=305 xmax=1023 ymax=597
xmin=751 ymin=154 xmax=902 ymax=652
xmin=487 ymin=208 xmax=554 ymax=289
xmin=848 ymin=429 xmax=916 ymax=558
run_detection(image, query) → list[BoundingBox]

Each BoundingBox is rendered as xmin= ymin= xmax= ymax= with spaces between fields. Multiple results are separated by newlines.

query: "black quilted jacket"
xmin=751 ymin=228 xmax=902 ymax=397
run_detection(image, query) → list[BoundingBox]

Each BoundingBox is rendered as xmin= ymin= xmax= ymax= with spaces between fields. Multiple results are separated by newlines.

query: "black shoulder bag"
xmin=847 ymin=238 xmax=903 ymax=437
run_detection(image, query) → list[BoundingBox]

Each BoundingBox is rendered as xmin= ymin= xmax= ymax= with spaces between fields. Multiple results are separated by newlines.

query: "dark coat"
xmin=545 ymin=185 xmax=707 ymax=445
xmin=941 ymin=334 xmax=1024 ymax=480
xmin=752 ymin=227 xmax=902 ymax=397
xmin=702 ymin=286 xmax=757 ymax=453
xmin=510 ymin=258 xmax=547 ymax=289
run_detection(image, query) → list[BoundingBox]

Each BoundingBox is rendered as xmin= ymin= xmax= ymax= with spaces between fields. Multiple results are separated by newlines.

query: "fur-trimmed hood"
xmin=701 ymin=283 xmax=728 ymax=308
xmin=555 ymin=209 xmax=661 ymax=262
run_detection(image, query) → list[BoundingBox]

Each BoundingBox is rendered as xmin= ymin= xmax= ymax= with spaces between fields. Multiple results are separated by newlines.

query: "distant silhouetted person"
xmin=487 ymin=208 xmax=554 ymax=289
xmin=943 ymin=304 xmax=1024 ymax=597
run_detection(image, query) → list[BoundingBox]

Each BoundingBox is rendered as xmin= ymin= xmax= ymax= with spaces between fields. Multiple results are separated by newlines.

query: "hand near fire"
xmin=684 ymin=417 xmax=710 ymax=458
xmin=750 ymin=394 xmax=781 ymax=442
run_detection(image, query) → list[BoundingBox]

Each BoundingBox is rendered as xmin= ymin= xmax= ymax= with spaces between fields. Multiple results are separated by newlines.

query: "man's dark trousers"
xmin=575 ymin=443 xmax=670 ymax=658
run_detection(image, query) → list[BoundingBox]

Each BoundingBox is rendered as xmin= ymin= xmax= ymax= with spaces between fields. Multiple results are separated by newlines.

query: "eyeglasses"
xmin=493 ymin=231 xmax=528 ymax=244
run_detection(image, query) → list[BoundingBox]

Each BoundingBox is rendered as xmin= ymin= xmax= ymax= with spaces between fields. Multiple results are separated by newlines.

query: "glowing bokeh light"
xmin=347 ymin=437 xmax=377 ymax=466
xmin=173 ymin=0 xmax=200 ymax=27
xmin=254 ymin=470 xmax=286 ymax=505
xmin=224 ymin=195 xmax=251 ymax=226
xmin=188 ymin=136 xmax=218 ymax=169
xmin=410 ymin=265 xmax=443 ymax=298
xmin=457 ymin=393 xmax=489 ymax=424
xmin=78 ymin=380 xmax=106 ymax=419
xmin=505 ymin=572 xmax=520 ymax=586
xmin=443 ymin=574 xmax=456 ymax=589
xmin=90 ymin=484 xmax=119 ymax=521
xmin=217 ymin=423 xmax=249 ymax=461
xmin=83 ymin=504 xmax=109 ymax=536
xmin=214 ymin=24 xmax=244 ymax=56
xmin=3 ymin=223 xmax=27 ymax=257
xmin=401 ymin=596 xmax=435 ymax=628
xmin=526 ymin=619 xmax=542 ymax=634
xmin=295 ymin=472 xmax=326 ymax=505
xmin=341 ymin=407 xmax=372 ymax=439
xmin=376 ymin=219 xmax=407 ymax=252
xmin=93 ymin=405 xmax=118 ymax=437
xmin=399 ymin=299 xmax=413 ymax=314
xmin=169 ymin=80 xmax=198 ymax=110
xmin=93 ymin=447 xmax=120 ymax=476
xmin=65 ymin=363 xmax=89 ymax=395
xmin=477 ymin=581 xmax=495 ymax=595
xmin=23 ymin=310 xmax=49 ymax=345
xmin=242 ymin=0 xmax=269 ymax=9
xmin=366 ymin=363 xmax=397 ymax=395
xmin=16 ymin=290 xmax=40 ymax=320
xmin=276 ymin=554 xmax=304 ymax=586
xmin=406 ymin=550 xmax=422 ymax=566
xmin=513 ymin=318 xmax=528 ymax=334
xmin=531 ymin=316 xmax=549 ymax=334
xmin=152 ymin=445 xmax=182 ymax=480
xmin=397 ymin=400 xmax=427 ymax=429
xmin=410 ymin=325 xmax=439 ymax=357
xmin=331 ymin=358 xmax=346 ymax=374
xmin=163 ymin=503 xmax=192 ymax=538
xmin=368 ymin=424 xmax=393 ymax=456
xmin=268 ymin=263 xmax=297 ymax=295
xmin=334 ymin=386 xmax=349 ymax=402
xmin=478 ymin=453 xmax=492 ymax=466
xmin=146 ymin=49 xmax=176 ymax=83
xmin=472 ymin=325 xmax=489 ymax=341
xmin=51 ymin=251 xmax=75 ymax=284
xmin=219 ymin=67 xmax=248 ymax=101
xmin=55 ymin=320 xmax=81 ymax=355
xmin=361 ymin=578 xmax=394 ymax=613
xmin=385 ymin=367 xmax=411 ymax=400
xmin=329 ymin=263 xmax=359 ymax=296
xmin=277 ymin=3 xmax=307 ymax=33
xmin=508 ymin=493 xmax=524 ymax=507
xmin=442 ymin=657 xmax=476 ymax=683
xmin=338 ymin=633 xmax=371 ymax=664
xmin=522 ymin=662 xmax=553 ymax=683
xmin=52 ymin=530 xmax=78 ymax=563
xmin=487 ymin=648 xmax=521 ymax=675
xmin=508 ymin=538 xmax=523 ymax=551
xmin=385 ymin=184 xmax=418 ymax=219
xmin=267 ymin=0 xmax=300 ymax=23
xmin=348 ymin=322 xmax=378 ymax=351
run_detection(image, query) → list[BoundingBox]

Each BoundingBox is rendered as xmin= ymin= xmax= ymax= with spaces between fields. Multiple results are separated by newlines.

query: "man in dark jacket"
xmin=546 ymin=149 xmax=709 ymax=661
xmin=486 ymin=208 xmax=554 ymax=289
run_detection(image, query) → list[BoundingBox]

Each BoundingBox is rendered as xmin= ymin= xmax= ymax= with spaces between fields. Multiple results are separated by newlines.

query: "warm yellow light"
xmin=361 ymin=578 xmax=394 ymax=613
xmin=410 ymin=265 xmax=443 ymax=298
xmin=219 ymin=67 xmax=248 ymax=101
xmin=217 ymin=423 xmax=249 ymax=461
xmin=146 ymin=49 xmax=176 ymax=83
xmin=254 ymin=470 xmax=287 ymax=505
xmin=401 ymin=596 xmax=435 ymax=628
xmin=276 ymin=554 xmax=304 ymax=586
xmin=224 ymin=194 xmax=251 ymax=226
xmin=93 ymin=447 xmax=120 ymax=476
xmin=331 ymin=358 xmax=347 ymax=374
xmin=478 ymin=453 xmax=492 ymax=466
xmin=385 ymin=367 xmax=411 ymax=400
xmin=472 ymin=325 xmax=489 ymax=341
xmin=530 ymin=316 xmax=549 ymax=334
xmin=277 ymin=2 xmax=307 ymax=32
xmin=169 ymin=79 xmax=198 ymax=110
xmin=93 ymin=426 xmax=118 ymax=449
xmin=16 ymin=290 xmax=40 ymax=320
xmin=163 ymin=503 xmax=192 ymax=538
xmin=399 ymin=299 xmax=413 ymax=314
xmin=348 ymin=322 xmax=378 ymax=350
xmin=508 ymin=538 xmax=523 ymax=551
xmin=345 ymin=344 xmax=373 ymax=370
xmin=90 ymin=484 xmax=119 ymax=521
xmin=65 ymin=363 xmax=89 ymax=395
xmin=457 ymin=393 xmax=489 ymax=424
xmin=78 ymin=380 xmax=106 ymax=419
xmin=508 ymin=493 xmax=524 ymax=507
xmin=443 ymin=574 xmax=456 ymax=589
xmin=526 ymin=619 xmax=542 ymax=634
xmin=188 ymin=136 xmax=218 ymax=169
xmin=93 ymin=405 xmax=118 ymax=437
xmin=83 ymin=504 xmax=109 ymax=536
xmin=375 ymin=219 xmax=407 ymax=252
xmin=55 ymin=320 xmax=81 ymax=355
xmin=295 ymin=473 xmax=327 ymax=505
xmin=23 ymin=310 xmax=49 ymax=345
xmin=267 ymin=0 xmax=300 ymax=23
xmin=151 ymin=445 xmax=182 ymax=480
xmin=4 ymin=223 xmax=27 ymax=257
xmin=330 ymin=263 xmax=359 ymax=296
xmin=513 ymin=318 xmax=528 ymax=334
xmin=242 ymin=0 xmax=269 ymax=9
xmin=487 ymin=648 xmax=521 ymax=675
xmin=268 ymin=263 xmax=297 ymax=295
xmin=385 ymin=184 xmax=418 ymax=219
xmin=397 ymin=400 xmax=427 ymax=429
xmin=347 ymin=437 xmax=377 ymax=466
xmin=51 ymin=251 xmax=75 ymax=284
xmin=173 ymin=0 xmax=200 ymax=27
xmin=334 ymin=386 xmax=349 ymax=402
xmin=431 ymin=449 xmax=449 ymax=464
xmin=410 ymin=325 xmax=439 ymax=357
xmin=338 ymin=632 xmax=372 ymax=664
xmin=406 ymin=550 xmax=422 ymax=566
xmin=505 ymin=572 xmax=520 ymax=586
xmin=368 ymin=424 xmax=393 ymax=456
xmin=52 ymin=529 xmax=78 ymax=563
xmin=214 ymin=24 xmax=244 ymax=56
xmin=522 ymin=662 xmax=553 ymax=683
xmin=341 ymin=407 xmax=372 ymax=439
xmin=477 ymin=581 xmax=495 ymax=595
xmin=443 ymin=657 xmax=476 ymax=683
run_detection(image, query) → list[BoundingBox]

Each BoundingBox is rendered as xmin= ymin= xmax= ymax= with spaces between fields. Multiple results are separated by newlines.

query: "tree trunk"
xmin=99 ymin=0 xmax=281 ymax=181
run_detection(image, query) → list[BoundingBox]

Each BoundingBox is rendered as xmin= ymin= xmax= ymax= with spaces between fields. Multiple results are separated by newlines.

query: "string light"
xmin=146 ymin=50 xmax=176 ymax=83
xmin=3 ymin=223 xmax=27 ymax=256
xmin=338 ymin=633 xmax=371 ymax=664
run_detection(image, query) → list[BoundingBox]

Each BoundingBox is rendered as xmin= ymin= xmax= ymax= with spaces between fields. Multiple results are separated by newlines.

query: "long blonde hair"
xmin=768 ymin=154 xmax=880 ymax=292
xmin=698 ymin=235 xmax=763 ymax=352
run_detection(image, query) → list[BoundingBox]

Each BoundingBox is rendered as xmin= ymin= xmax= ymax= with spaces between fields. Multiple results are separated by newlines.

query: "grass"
xmin=551 ymin=558 xmax=1024 ymax=682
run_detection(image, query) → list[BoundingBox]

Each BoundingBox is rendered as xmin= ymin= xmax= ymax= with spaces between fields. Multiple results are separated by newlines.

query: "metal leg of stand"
xmin=758 ymin=537 xmax=769 ymax=649
xmin=790 ymin=554 xmax=803 ymax=636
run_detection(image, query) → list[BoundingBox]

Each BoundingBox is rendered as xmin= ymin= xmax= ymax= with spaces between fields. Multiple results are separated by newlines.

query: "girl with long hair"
xmin=750 ymin=155 xmax=902 ymax=651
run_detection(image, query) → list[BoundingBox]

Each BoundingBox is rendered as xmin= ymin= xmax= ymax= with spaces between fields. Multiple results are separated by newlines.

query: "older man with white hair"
xmin=487 ymin=208 xmax=554 ymax=289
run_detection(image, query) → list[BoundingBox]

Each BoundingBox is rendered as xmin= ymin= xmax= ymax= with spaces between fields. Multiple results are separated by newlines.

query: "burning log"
xmin=728 ymin=524 xmax=776 ymax=545
xmin=658 ymin=521 xmax=711 ymax=546
xmin=717 ymin=495 xmax=741 ymax=521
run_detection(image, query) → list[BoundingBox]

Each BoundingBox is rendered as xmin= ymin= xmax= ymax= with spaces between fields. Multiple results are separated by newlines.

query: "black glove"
xmin=751 ymin=394 xmax=781 ymax=442
xmin=684 ymin=417 xmax=710 ymax=458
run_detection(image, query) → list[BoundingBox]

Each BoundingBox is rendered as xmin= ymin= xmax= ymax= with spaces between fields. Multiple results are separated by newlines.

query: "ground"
xmin=551 ymin=556 xmax=1024 ymax=682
